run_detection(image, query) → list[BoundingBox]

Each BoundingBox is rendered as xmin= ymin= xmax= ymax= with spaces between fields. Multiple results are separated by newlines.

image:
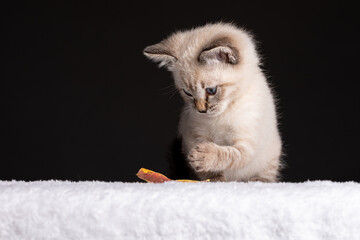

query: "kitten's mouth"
xmin=194 ymin=105 xmax=218 ymax=115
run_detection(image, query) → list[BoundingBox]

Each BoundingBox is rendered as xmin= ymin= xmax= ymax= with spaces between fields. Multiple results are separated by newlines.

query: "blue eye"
xmin=206 ymin=86 xmax=217 ymax=95
xmin=183 ymin=89 xmax=192 ymax=96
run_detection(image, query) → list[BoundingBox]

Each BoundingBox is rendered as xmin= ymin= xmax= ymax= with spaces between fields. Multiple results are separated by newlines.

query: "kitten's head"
xmin=144 ymin=23 xmax=259 ymax=116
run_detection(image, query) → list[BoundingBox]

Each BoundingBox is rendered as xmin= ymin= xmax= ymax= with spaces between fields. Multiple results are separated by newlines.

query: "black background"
xmin=2 ymin=1 xmax=359 ymax=182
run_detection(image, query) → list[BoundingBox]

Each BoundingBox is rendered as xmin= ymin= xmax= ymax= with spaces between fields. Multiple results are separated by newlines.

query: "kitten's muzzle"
xmin=194 ymin=99 xmax=207 ymax=113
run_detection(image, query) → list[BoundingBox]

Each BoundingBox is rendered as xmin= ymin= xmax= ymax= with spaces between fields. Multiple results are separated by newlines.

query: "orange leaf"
xmin=136 ymin=168 xmax=210 ymax=183
xmin=136 ymin=168 xmax=172 ymax=183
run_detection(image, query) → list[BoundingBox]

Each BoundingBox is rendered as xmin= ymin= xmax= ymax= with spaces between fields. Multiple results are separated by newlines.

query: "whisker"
xmin=158 ymin=84 xmax=176 ymax=91
xmin=158 ymin=84 xmax=179 ymax=97
xmin=168 ymin=90 xmax=178 ymax=99
xmin=161 ymin=88 xmax=178 ymax=96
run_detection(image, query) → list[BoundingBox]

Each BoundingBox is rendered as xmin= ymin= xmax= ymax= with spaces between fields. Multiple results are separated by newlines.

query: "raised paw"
xmin=187 ymin=143 xmax=218 ymax=172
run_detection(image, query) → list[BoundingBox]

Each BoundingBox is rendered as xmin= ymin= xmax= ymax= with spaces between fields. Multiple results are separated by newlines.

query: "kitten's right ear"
xmin=143 ymin=42 xmax=177 ymax=69
xmin=198 ymin=37 xmax=239 ymax=65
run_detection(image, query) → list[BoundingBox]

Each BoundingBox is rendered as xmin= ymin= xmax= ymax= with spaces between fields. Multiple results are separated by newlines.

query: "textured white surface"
xmin=0 ymin=181 xmax=359 ymax=240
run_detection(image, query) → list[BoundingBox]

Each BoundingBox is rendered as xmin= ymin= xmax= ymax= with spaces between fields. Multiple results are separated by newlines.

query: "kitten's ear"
xmin=198 ymin=39 xmax=239 ymax=65
xmin=143 ymin=42 xmax=177 ymax=69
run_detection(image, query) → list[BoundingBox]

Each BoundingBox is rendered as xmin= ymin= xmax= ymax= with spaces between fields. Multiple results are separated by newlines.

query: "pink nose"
xmin=194 ymin=99 xmax=207 ymax=113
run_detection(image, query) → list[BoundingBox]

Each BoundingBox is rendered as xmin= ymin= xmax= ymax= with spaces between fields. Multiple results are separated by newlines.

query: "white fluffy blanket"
xmin=0 ymin=181 xmax=359 ymax=240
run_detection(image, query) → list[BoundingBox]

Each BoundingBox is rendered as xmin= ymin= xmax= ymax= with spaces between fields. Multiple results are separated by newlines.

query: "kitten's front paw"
xmin=187 ymin=143 xmax=218 ymax=172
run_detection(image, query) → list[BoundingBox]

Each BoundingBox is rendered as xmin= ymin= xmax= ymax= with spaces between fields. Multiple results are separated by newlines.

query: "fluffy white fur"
xmin=144 ymin=23 xmax=282 ymax=182
xmin=1 ymin=181 xmax=360 ymax=239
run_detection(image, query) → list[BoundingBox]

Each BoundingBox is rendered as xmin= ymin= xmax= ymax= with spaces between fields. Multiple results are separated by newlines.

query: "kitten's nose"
xmin=194 ymin=99 xmax=207 ymax=113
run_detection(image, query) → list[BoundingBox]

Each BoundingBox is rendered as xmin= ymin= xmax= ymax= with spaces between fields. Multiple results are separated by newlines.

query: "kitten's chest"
xmin=197 ymin=122 xmax=235 ymax=146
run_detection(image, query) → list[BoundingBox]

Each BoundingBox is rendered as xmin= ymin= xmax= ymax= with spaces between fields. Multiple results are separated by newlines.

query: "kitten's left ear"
xmin=198 ymin=39 xmax=239 ymax=65
xmin=144 ymin=41 xmax=177 ymax=69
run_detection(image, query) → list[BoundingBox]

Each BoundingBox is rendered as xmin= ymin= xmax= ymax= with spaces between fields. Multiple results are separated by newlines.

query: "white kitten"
xmin=144 ymin=23 xmax=282 ymax=182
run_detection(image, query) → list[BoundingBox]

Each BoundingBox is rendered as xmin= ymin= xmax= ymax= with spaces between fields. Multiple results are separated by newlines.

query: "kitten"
xmin=144 ymin=23 xmax=282 ymax=182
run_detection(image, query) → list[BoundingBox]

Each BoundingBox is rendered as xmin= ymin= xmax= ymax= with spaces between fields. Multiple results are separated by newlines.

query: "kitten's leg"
xmin=248 ymin=177 xmax=274 ymax=182
xmin=249 ymin=158 xmax=280 ymax=182
xmin=187 ymin=142 xmax=253 ymax=173
xmin=198 ymin=171 xmax=226 ymax=182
